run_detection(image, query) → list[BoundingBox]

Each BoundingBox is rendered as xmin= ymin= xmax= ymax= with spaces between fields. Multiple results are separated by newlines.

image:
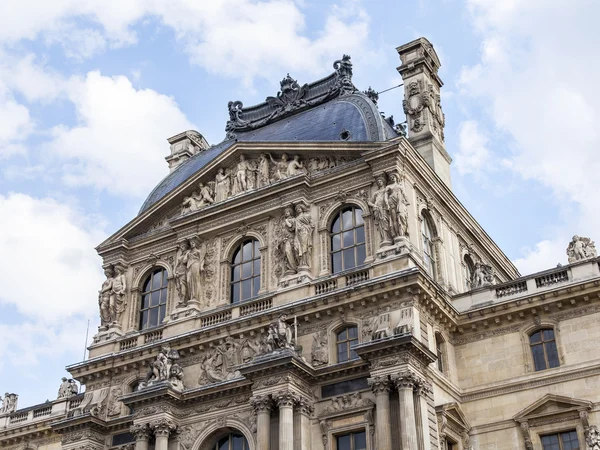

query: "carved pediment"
xmin=514 ymin=394 xmax=591 ymax=422
xmin=436 ymin=402 xmax=471 ymax=435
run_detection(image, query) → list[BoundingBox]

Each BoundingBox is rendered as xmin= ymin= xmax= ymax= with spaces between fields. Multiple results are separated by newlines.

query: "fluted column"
xmin=414 ymin=379 xmax=433 ymax=450
xmin=394 ymin=372 xmax=419 ymax=450
xmin=276 ymin=391 xmax=297 ymax=450
xmin=151 ymin=418 xmax=176 ymax=450
xmin=130 ymin=423 xmax=150 ymax=450
xmin=296 ymin=396 xmax=314 ymax=450
xmin=251 ymin=395 xmax=272 ymax=450
xmin=368 ymin=376 xmax=392 ymax=450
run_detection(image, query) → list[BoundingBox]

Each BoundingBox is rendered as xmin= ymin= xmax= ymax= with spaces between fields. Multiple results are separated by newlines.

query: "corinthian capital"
xmin=392 ymin=371 xmax=419 ymax=390
xmin=151 ymin=418 xmax=177 ymax=436
xmin=368 ymin=376 xmax=391 ymax=395
xmin=275 ymin=390 xmax=298 ymax=408
xmin=296 ymin=395 xmax=315 ymax=416
xmin=130 ymin=423 xmax=151 ymax=441
xmin=251 ymin=395 xmax=273 ymax=414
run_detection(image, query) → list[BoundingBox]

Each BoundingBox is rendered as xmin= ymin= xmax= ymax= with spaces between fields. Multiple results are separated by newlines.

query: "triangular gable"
xmin=436 ymin=402 xmax=471 ymax=434
xmin=513 ymin=394 xmax=591 ymax=422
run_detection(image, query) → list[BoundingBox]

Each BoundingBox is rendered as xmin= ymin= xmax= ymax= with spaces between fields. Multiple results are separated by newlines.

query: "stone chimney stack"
xmin=397 ymin=37 xmax=451 ymax=187
xmin=166 ymin=130 xmax=210 ymax=172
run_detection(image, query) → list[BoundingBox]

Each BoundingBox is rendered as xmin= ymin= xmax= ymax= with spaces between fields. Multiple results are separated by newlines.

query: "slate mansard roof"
xmin=139 ymin=56 xmax=399 ymax=214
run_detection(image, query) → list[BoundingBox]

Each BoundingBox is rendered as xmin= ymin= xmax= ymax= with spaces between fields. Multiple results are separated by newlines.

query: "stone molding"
xmin=150 ymin=418 xmax=177 ymax=436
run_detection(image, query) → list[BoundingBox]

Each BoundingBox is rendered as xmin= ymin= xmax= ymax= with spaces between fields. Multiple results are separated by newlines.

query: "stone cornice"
xmin=354 ymin=333 xmax=437 ymax=368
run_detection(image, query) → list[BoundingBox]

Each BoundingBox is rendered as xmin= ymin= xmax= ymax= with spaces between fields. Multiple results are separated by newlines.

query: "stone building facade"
xmin=2 ymin=37 xmax=600 ymax=450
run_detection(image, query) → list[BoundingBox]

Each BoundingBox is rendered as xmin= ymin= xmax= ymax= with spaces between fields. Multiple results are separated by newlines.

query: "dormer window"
xmin=530 ymin=329 xmax=559 ymax=371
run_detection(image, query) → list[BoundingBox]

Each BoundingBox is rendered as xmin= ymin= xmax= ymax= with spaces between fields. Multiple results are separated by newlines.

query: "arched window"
xmin=231 ymin=239 xmax=261 ymax=303
xmin=464 ymin=254 xmax=475 ymax=289
xmin=435 ymin=333 xmax=445 ymax=372
xmin=336 ymin=325 xmax=359 ymax=362
xmin=530 ymin=328 xmax=559 ymax=371
xmin=421 ymin=213 xmax=436 ymax=278
xmin=139 ymin=268 xmax=168 ymax=330
xmin=330 ymin=206 xmax=366 ymax=273
xmin=214 ymin=433 xmax=249 ymax=450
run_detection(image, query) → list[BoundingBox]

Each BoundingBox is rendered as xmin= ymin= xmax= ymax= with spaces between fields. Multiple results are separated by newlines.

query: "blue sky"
xmin=0 ymin=0 xmax=598 ymax=409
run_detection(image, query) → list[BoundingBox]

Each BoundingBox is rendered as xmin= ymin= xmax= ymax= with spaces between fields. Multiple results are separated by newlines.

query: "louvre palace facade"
xmin=2 ymin=37 xmax=600 ymax=450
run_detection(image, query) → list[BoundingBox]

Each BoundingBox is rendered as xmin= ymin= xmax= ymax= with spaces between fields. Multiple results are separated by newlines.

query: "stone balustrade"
xmin=0 ymin=393 xmax=84 ymax=430
xmin=453 ymin=258 xmax=600 ymax=312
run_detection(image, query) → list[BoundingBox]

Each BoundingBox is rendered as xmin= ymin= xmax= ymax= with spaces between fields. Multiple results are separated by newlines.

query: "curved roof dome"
xmin=139 ymin=89 xmax=397 ymax=214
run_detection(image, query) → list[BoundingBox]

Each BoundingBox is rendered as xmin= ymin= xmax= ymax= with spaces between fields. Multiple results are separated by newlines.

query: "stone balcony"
xmin=452 ymin=258 xmax=600 ymax=312
xmin=0 ymin=394 xmax=83 ymax=431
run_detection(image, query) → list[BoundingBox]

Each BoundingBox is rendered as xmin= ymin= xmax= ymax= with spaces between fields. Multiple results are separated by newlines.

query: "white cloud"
xmin=48 ymin=71 xmax=195 ymax=197
xmin=0 ymin=193 xmax=105 ymax=321
xmin=455 ymin=120 xmax=491 ymax=175
xmin=0 ymin=81 xmax=31 ymax=159
xmin=461 ymin=0 xmax=600 ymax=273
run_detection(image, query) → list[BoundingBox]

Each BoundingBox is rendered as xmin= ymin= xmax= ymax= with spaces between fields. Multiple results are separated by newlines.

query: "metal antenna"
xmin=377 ymin=83 xmax=404 ymax=95
xmin=83 ymin=319 xmax=90 ymax=361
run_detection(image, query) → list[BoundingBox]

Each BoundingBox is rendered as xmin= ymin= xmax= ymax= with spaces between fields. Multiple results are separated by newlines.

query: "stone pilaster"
xmin=130 ymin=423 xmax=150 ymax=450
xmin=251 ymin=395 xmax=273 ymax=450
xmin=394 ymin=372 xmax=419 ymax=450
xmin=368 ymin=376 xmax=393 ymax=450
xmin=295 ymin=396 xmax=314 ymax=450
xmin=414 ymin=379 xmax=433 ymax=450
xmin=276 ymin=391 xmax=297 ymax=450
xmin=151 ymin=418 xmax=177 ymax=450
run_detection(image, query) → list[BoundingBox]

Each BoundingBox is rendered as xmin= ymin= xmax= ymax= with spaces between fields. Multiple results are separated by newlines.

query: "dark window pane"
xmin=232 ymin=265 xmax=241 ymax=281
xmin=253 ymin=276 xmax=260 ymax=296
xmin=162 ymin=270 xmax=168 ymax=286
xmin=332 ymin=215 xmax=341 ymax=233
xmin=242 ymin=262 xmax=252 ymax=279
xmin=543 ymin=329 xmax=555 ymax=340
xmin=532 ymin=344 xmax=546 ymax=371
xmin=142 ymin=277 xmax=152 ymax=293
xmin=343 ymin=248 xmax=356 ymax=269
xmin=140 ymin=311 xmax=149 ymax=329
xmin=356 ymin=244 xmax=366 ymax=265
xmin=152 ymin=271 xmax=162 ymax=290
xmin=546 ymin=341 xmax=560 ymax=368
xmin=253 ymin=259 xmax=260 ymax=276
xmin=253 ymin=240 xmax=260 ymax=256
xmin=530 ymin=331 xmax=542 ymax=344
xmin=242 ymin=242 xmax=252 ymax=261
xmin=355 ymin=208 xmax=364 ymax=225
xmin=337 ymin=434 xmax=351 ymax=450
xmin=354 ymin=431 xmax=367 ymax=450
xmin=233 ymin=248 xmax=242 ymax=264
xmin=348 ymin=326 xmax=358 ymax=339
xmin=233 ymin=435 xmax=245 ymax=450
xmin=218 ymin=437 xmax=229 ymax=450
xmin=159 ymin=305 xmax=166 ymax=323
xmin=151 ymin=290 xmax=161 ymax=306
xmin=332 ymin=233 xmax=341 ymax=251
xmin=342 ymin=230 xmax=354 ymax=248
xmin=355 ymin=225 xmax=365 ymax=243
xmin=149 ymin=307 xmax=159 ymax=327
xmin=332 ymin=252 xmax=342 ymax=273
xmin=337 ymin=329 xmax=347 ymax=341
xmin=241 ymin=279 xmax=252 ymax=300
xmin=342 ymin=209 xmax=353 ymax=230
xmin=142 ymin=294 xmax=150 ymax=309
xmin=160 ymin=287 xmax=168 ymax=304
xmin=321 ymin=378 xmax=369 ymax=398
xmin=231 ymin=283 xmax=240 ymax=303
xmin=112 ymin=433 xmax=135 ymax=446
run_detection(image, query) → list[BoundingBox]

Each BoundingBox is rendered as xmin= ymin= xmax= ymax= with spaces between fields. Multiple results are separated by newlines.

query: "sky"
xmin=0 ymin=0 xmax=599 ymax=409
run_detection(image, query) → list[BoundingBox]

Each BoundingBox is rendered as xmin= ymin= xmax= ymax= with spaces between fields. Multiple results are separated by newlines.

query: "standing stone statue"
xmin=281 ymin=206 xmax=298 ymax=275
xmin=287 ymin=155 xmax=306 ymax=177
xmin=112 ymin=264 xmax=127 ymax=324
xmin=266 ymin=314 xmax=295 ymax=352
xmin=257 ymin=154 xmax=271 ymax=188
xmin=57 ymin=377 xmax=78 ymax=399
xmin=186 ymin=237 xmax=207 ymax=304
xmin=567 ymin=235 xmax=597 ymax=263
xmin=214 ymin=168 xmax=231 ymax=202
xmin=368 ymin=174 xmax=392 ymax=246
xmin=0 ymin=393 xmax=17 ymax=414
xmin=174 ymin=240 xmax=190 ymax=305
xmin=99 ymin=266 xmax=115 ymax=327
xmin=269 ymin=153 xmax=289 ymax=180
xmin=138 ymin=346 xmax=184 ymax=391
xmin=233 ymin=154 xmax=257 ymax=194
xmin=311 ymin=331 xmax=328 ymax=367
xmin=386 ymin=172 xmax=410 ymax=239
xmin=293 ymin=203 xmax=315 ymax=271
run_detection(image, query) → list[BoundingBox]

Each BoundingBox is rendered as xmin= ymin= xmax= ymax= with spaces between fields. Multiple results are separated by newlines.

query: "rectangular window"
xmin=322 ymin=377 xmax=369 ymax=398
xmin=336 ymin=431 xmax=366 ymax=450
xmin=112 ymin=433 xmax=135 ymax=446
xmin=541 ymin=430 xmax=579 ymax=450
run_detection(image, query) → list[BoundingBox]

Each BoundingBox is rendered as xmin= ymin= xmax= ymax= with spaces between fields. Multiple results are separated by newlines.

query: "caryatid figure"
xmin=386 ymin=172 xmax=410 ymax=239
xmin=99 ymin=266 xmax=115 ymax=326
xmin=368 ymin=175 xmax=392 ymax=246
xmin=293 ymin=203 xmax=315 ymax=270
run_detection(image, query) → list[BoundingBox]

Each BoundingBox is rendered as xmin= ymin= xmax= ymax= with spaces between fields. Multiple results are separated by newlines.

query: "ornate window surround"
xmin=319 ymin=405 xmax=374 ymax=450
xmin=436 ymin=402 xmax=471 ymax=450
xmin=318 ymin=198 xmax=373 ymax=277
xmin=327 ymin=316 xmax=362 ymax=365
xmin=329 ymin=205 xmax=367 ymax=275
xmin=519 ymin=319 xmax=565 ymax=373
xmin=128 ymin=262 xmax=173 ymax=332
xmin=514 ymin=394 xmax=591 ymax=450
xmin=416 ymin=204 xmax=443 ymax=285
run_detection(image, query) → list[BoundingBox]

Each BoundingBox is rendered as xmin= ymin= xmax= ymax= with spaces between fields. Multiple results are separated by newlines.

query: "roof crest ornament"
xmin=225 ymin=54 xmax=358 ymax=139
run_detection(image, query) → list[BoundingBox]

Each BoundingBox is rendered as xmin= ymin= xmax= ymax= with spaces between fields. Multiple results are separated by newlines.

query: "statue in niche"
xmin=57 ymin=377 xmax=78 ymax=399
xmin=567 ymin=235 xmax=597 ymax=263
xmin=293 ymin=203 xmax=315 ymax=270
xmin=587 ymin=425 xmax=600 ymax=450
xmin=0 ymin=393 xmax=17 ymax=414
xmin=287 ymin=155 xmax=306 ymax=177
xmin=386 ymin=172 xmax=410 ymax=239
xmin=269 ymin=153 xmax=289 ymax=180
xmin=186 ymin=237 xmax=207 ymax=304
xmin=99 ymin=266 xmax=116 ymax=327
xmin=311 ymin=331 xmax=328 ymax=367
xmin=281 ymin=206 xmax=298 ymax=275
xmin=214 ymin=168 xmax=231 ymax=202
xmin=174 ymin=240 xmax=190 ymax=305
xmin=197 ymin=182 xmax=215 ymax=208
xmin=257 ymin=153 xmax=271 ymax=188
xmin=233 ymin=154 xmax=257 ymax=194
xmin=111 ymin=264 xmax=127 ymax=323
xmin=368 ymin=174 xmax=392 ymax=246
xmin=138 ymin=346 xmax=184 ymax=391
xmin=471 ymin=262 xmax=494 ymax=288
xmin=266 ymin=313 xmax=295 ymax=352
